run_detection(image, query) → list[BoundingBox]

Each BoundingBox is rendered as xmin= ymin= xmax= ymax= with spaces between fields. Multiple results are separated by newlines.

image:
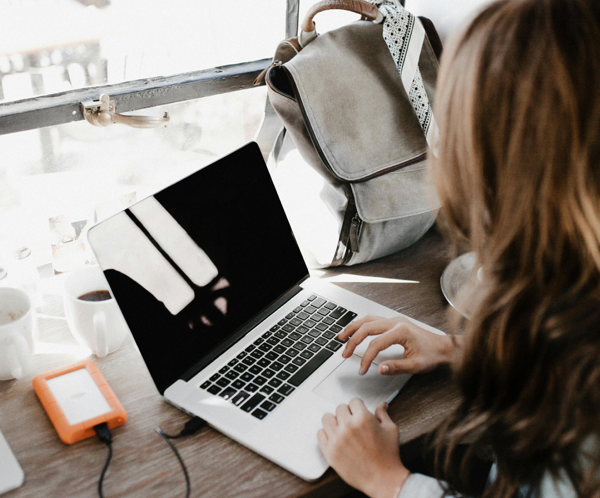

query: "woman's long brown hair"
xmin=430 ymin=0 xmax=600 ymax=496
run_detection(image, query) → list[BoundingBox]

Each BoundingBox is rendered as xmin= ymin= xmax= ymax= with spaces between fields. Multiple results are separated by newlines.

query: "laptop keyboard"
xmin=199 ymin=294 xmax=357 ymax=420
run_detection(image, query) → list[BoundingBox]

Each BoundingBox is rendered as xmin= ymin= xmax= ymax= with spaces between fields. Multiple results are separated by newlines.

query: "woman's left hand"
xmin=317 ymin=399 xmax=411 ymax=498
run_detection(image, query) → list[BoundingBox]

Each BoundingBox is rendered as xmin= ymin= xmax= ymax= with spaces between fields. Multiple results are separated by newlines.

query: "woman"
xmin=317 ymin=0 xmax=600 ymax=497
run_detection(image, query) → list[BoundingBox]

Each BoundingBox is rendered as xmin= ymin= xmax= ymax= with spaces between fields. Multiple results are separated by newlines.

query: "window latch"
xmin=81 ymin=94 xmax=170 ymax=129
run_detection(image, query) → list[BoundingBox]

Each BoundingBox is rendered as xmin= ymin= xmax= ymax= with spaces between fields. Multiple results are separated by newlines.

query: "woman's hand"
xmin=317 ymin=399 xmax=410 ymax=498
xmin=338 ymin=315 xmax=458 ymax=376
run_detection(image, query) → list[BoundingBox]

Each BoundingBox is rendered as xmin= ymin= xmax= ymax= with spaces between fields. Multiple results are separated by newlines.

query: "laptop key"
xmin=304 ymin=320 xmax=316 ymax=328
xmin=301 ymin=336 xmax=313 ymax=344
xmin=234 ymin=364 xmax=248 ymax=373
xmin=246 ymin=383 xmax=259 ymax=393
xmin=270 ymin=361 xmax=284 ymax=371
xmin=278 ymin=384 xmax=295 ymax=396
xmin=261 ymin=401 xmax=277 ymax=412
xmin=276 ymin=371 xmax=291 ymax=381
xmin=311 ymin=314 xmax=323 ymax=322
xmin=282 ymin=324 xmax=295 ymax=333
xmin=300 ymin=350 xmax=314 ymax=359
xmin=245 ymin=344 xmax=256 ymax=352
xmin=326 ymin=341 xmax=343 ymax=352
xmin=258 ymin=343 xmax=272 ymax=352
xmin=300 ymin=300 xmax=310 ymax=307
xmin=293 ymin=306 xmax=303 ymax=313
xmin=251 ymin=409 xmax=268 ymax=420
xmin=317 ymin=309 xmax=330 ymax=317
xmin=269 ymin=393 xmax=285 ymax=404
xmin=308 ymin=329 xmax=320 ymax=338
xmin=288 ymin=332 xmax=301 ymax=341
xmin=270 ymin=325 xmax=280 ymax=332
xmin=290 ymin=318 xmax=302 ymax=326
xmin=322 ymin=317 xmax=335 ymax=325
xmin=281 ymin=338 xmax=294 ymax=347
xmin=279 ymin=354 xmax=292 ymax=364
xmin=228 ymin=359 xmax=239 ymax=367
xmin=316 ymin=323 xmax=328 ymax=332
xmin=219 ymin=366 xmax=229 ymax=374
xmin=278 ymin=319 xmax=287 ymax=325
xmin=200 ymin=381 xmax=211 ymax=389
xmin=329 ymin=324 xmax=343 ymax=333
xmin=293 ymin=341 xmax=307 ymax=350
xmin=285 ymin=348 xmax=299 ymax=357
xmin=232 ymin=380 xmax=246 ymax=390
xmin=262 ymin=369 xmax=276 ymax=378
xmin=263 ymin=331 xmax=273 ymax=338
xmin=322 ymin=331 xmax=335 ymax=339
xmin=241 ymin=372 xmax=254 ymax=382
xmin=210 ymin=374 xmax=219 ymax=382
xmin=219 ymin=387 xmax=237 ymax=400
xmin=292 ymin=357 xmax=306 ymax=366
xmin=273 ymin=345 xmax=286 ymax=354
xmin=296 ymin=325 xmax=310 ymax=334
xmin=241 ymin=394 xmax=265 ymax=412
xmin=268 ymin=378 xmax=283 ymax=388
xmin=315 ymin=337 xmax=328 ymax=346
xmin=250 ymin=350 xmax=264 ymax=359
xmin=284 ymin=364 xmax=298 ymax=373
xmin=260 ymin=385 xmax=274 ymax=395
xmin=216 ymin=377 xmax=230 ymax=387
xmin=329 ymin=308 xmax=345 ymax=319
xmin=237 ymin=351 xmax=248 ymax=359
xmin=257 ymin=358 xmax=270 ymax=368
xmin=324 ymin=302 xmax=337 ymax=310
xmin=274 ymin=331 xmax=287 ymax=339
xmin=297 ymin=312 xmax=310 ymax=320
xmin=308 ymin=344 xmax=321 ymax=353
xmin=225 ymin=371 xmax=239 ymax=380
xmin=253 ymin=376 xmax=267 ymax=386
xmin=265 ymin=352 xmax=279 ymax=361
xmin=255 ymin=338 xmax=265 ymax=346
xmin=337 ymin=312 xmax=358 ymax=327
xmin=312 ymin=298 xmax=327 ymax=308
xmin=289 ymin=349 xmax=333 ymax=387
xmin=207 ymin=385 xmax=221 ymax=395
xmin=242 ymin=357 xmax=256 ymax=366
xmin=307 ymin=295 xmax=317 ymax=301
xmin=249 ymin=365 xmax=262 ymax=375
xmin=232 ymin=391 xmax=251 ymax=406
xmin=305 ymin=306 xmax=318 ymax=314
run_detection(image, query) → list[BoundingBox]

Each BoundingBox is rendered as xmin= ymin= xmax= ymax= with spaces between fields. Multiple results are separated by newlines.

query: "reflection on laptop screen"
xmin=88 ymin=143 xmax=309 ymax=393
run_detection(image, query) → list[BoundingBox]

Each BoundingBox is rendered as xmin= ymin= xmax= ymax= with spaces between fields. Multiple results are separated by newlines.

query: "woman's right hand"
xmin=338 ymin=315 xmax=458 ymax=376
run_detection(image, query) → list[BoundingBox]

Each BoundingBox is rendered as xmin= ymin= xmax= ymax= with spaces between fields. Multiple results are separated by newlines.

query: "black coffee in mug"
xmin=78 ymin=290 xmax=112 ymax=302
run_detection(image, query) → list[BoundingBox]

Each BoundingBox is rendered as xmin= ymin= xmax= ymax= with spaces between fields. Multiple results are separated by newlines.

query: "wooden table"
xmin=0 ymin=227 xmax=460 ymax=498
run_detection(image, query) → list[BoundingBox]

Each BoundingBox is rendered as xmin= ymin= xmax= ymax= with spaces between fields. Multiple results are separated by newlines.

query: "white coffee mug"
xmin=0 ymin=288 xmax=34 ymax=380
xmin=63 ymin=265 xmax=129 ymax=358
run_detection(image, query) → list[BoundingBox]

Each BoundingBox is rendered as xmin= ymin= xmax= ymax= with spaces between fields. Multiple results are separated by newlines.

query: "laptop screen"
xmin=88 ymin=143 xmax=309 ymax=393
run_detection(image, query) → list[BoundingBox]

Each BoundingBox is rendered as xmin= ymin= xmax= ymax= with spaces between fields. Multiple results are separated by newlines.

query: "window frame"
xmin=0 ymin=0 xmax=299 ymax=136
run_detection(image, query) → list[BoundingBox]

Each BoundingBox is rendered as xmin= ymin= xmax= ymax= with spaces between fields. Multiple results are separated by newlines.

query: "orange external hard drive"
xmin=32 ymin=359 xmax=127 ymax=444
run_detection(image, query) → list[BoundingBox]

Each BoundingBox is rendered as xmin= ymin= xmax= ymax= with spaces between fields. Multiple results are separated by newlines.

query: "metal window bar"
xmin=0 ymin=0 xmax=300 ymax=137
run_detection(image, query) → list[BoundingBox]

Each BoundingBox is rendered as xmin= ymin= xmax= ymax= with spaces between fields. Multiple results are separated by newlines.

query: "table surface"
xmin=0 ymin=227 xmax=460 ymax=498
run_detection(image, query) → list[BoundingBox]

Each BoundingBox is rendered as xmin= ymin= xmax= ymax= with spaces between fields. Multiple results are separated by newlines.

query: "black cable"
xmin=156 ymin=416 xmax=206 ymax=498
xmin=94 ymin=423 xmax=113 ymax=498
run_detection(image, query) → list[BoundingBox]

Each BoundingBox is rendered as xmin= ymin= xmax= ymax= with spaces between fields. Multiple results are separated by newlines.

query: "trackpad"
xmin=312 ymin=355 xmax=409 ymax=410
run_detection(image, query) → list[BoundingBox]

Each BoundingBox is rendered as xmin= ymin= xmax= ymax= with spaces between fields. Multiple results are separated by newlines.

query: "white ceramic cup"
xmin=63 ymin=266 xmax=129 ymax=358
xmin=0 ymin=288 xmax=34 ymax=380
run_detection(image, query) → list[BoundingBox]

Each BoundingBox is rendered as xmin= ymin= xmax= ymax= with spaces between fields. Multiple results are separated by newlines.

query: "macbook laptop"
xmin=87 ymin=142 xmax=444 ymax=480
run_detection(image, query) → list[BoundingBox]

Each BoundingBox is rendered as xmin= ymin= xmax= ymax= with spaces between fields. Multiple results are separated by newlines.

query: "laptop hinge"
xmin=180 ymin=280 xmax=307 ymax=383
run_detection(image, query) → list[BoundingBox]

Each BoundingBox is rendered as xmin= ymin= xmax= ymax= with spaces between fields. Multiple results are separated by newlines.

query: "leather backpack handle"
xmin=301 ymin=0 xmax=383 ymax=33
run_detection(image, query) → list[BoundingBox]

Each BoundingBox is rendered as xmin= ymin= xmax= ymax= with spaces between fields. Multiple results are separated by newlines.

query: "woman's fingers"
xmin=342 ymin=317 xmax=401 ymax=358
xmin=378 ymin=358 xmax=423 ymax=375
xmin=338 ymin=315 xmax=382 ymax=342
xmin=336 ymin=403 xmax=352 ymax=423
xmin=359 ymin=326 xmax=411 ymax=375
xmin=374 ymin=402 xmax=394 ymax=426
xmin=321 ymin=412 xmax=338 ymax=436
xmin=348 ymin=398 xmax=368 ymax=416
xmin=317 ymin=428 xmax=328 ymax=450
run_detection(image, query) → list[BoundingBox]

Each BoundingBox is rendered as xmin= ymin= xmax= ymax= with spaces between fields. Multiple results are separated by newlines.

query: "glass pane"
xmin=0 ymin=86 xmax=267 ymax=280
xmin=0 ymin=0 xmax=285 ymax=103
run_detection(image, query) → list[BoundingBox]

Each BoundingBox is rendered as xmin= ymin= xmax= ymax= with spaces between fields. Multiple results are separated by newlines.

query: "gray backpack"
xmin=257 ymin=0 xmax=442 ymax=266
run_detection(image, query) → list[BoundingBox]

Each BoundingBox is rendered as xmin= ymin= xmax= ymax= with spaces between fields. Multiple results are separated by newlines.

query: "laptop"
xmin=87 ymin=142 xmax=444 ymax=481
